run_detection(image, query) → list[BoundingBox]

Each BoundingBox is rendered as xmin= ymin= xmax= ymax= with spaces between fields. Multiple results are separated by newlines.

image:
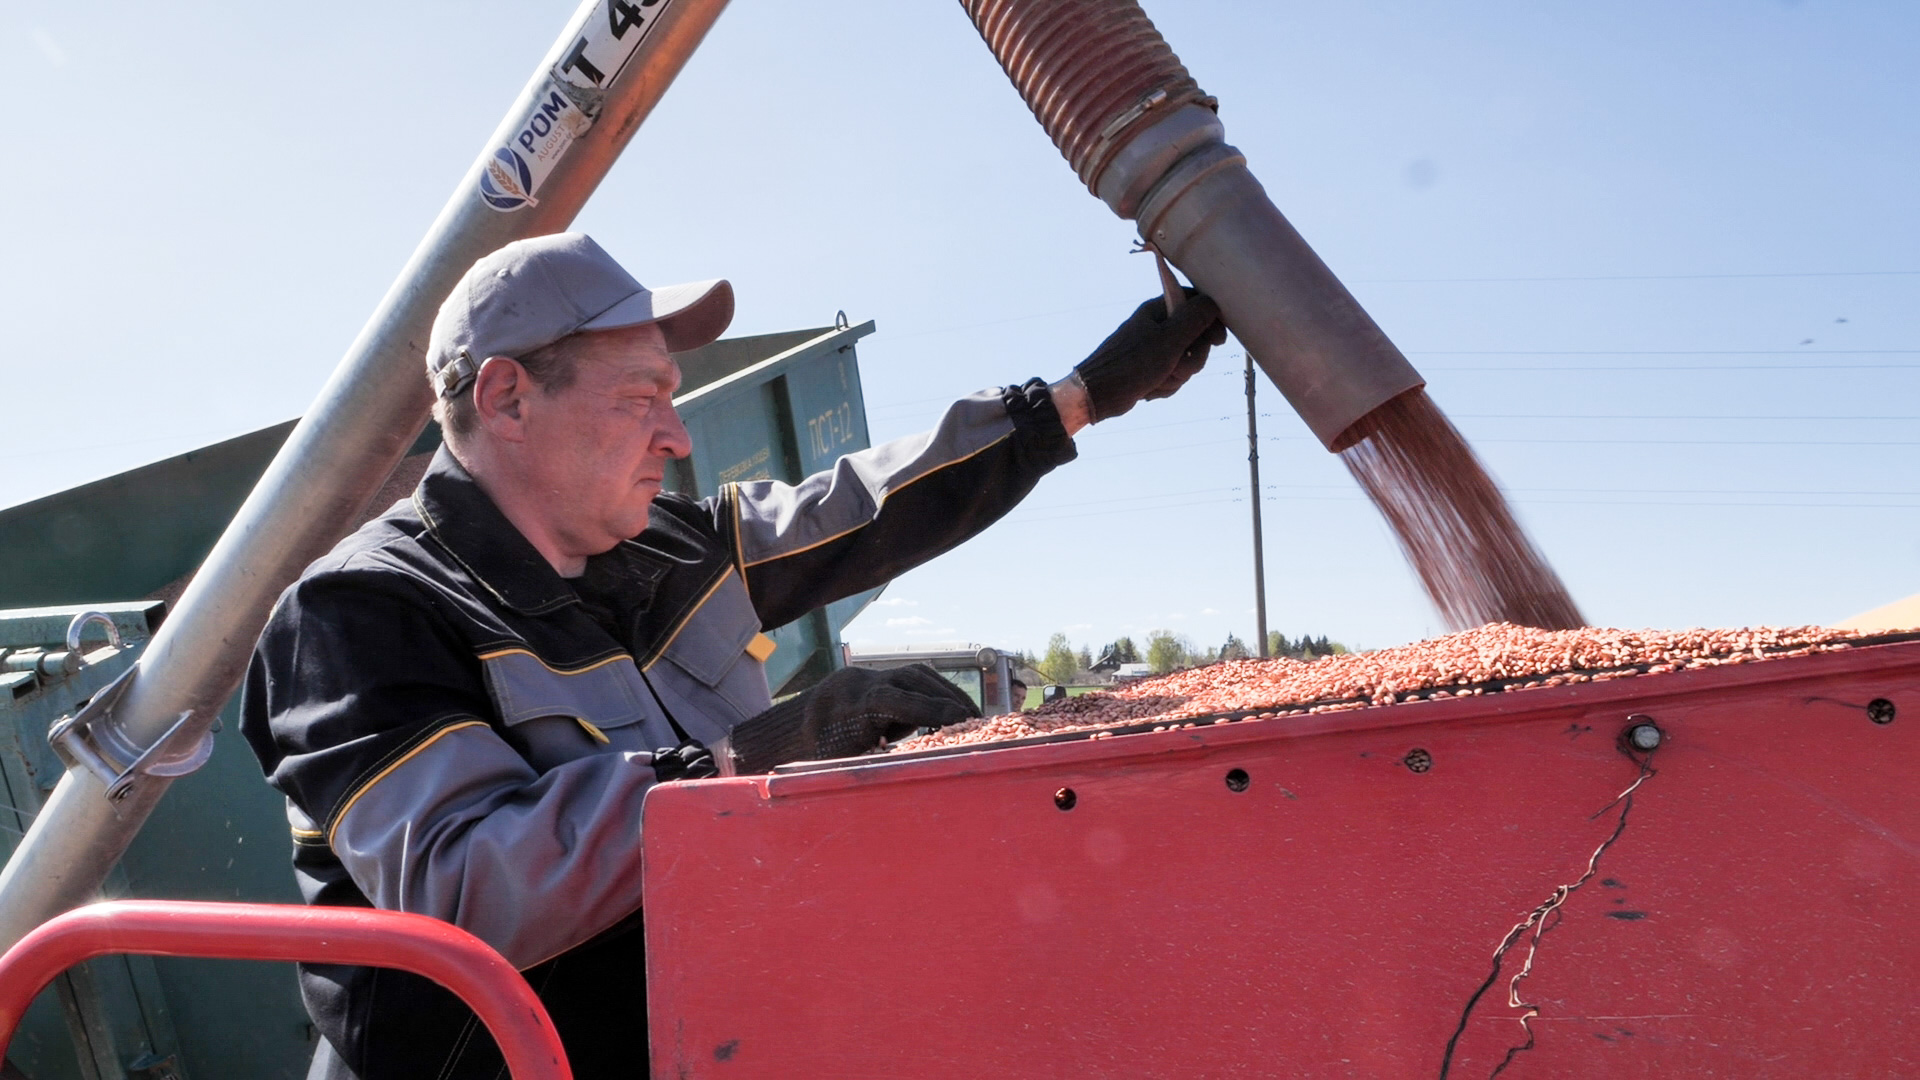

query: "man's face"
xmin=519 ymin=322 xmax=689 ymax=556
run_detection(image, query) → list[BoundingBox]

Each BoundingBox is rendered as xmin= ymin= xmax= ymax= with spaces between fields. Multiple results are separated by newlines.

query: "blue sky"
xmin=3 ymin=1 xmax=1916 ymax=656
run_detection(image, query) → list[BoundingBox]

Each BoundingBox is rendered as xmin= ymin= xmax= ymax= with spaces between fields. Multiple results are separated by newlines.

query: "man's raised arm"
xmin=716 ymin=293 xmax=1225 ymax=629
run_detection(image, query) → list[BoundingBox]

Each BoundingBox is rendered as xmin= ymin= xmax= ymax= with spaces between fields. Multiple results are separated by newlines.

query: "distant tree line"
xmin=1032 ymin=633 xmax=1094 ymax=685
xmin=1021 ymin=629 xmax=1351 ymax=682
xmin=1268 ymin=632 xmax=1345 ymax=661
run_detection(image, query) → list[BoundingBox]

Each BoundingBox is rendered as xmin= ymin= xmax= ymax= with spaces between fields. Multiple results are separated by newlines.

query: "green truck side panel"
xmin=1 ymin=604 xmax=199 ymax=1080
xmin=0 ymin=424 xmax=298 ymax=610
xmin=669 ymin=322 xmax=880 ymax=692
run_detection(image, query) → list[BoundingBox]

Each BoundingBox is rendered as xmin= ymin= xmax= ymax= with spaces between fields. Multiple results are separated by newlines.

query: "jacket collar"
xmin=412 ymin=445 xmax=578 ymax=617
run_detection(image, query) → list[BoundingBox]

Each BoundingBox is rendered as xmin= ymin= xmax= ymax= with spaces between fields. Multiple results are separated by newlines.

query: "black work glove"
xmin=726 ymin=664 xmax=981 ymax=774
xmin=650 ymin=740 xmax=718 ymax=782
xmin=1074 ymin=290 xmax=1228 ymax=422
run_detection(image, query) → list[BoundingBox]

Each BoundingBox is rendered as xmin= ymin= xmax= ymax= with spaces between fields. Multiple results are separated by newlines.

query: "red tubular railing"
xmin=0 ymin=901 xmax=572 ymax=1079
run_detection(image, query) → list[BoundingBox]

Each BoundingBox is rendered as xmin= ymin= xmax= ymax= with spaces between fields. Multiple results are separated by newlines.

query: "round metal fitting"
xmin=1867 ymin=698 xmax=1896 ymax=725
xmin=1628 ymin=722 xmax=1663 ymax=751
xmin=1224 ymin=768 xmax=1250 ymax=792
xmin=1403 ymin=748 xmax=1432 ymax=773
xmin=1053 ymin=787 xmax=1077 ymax=811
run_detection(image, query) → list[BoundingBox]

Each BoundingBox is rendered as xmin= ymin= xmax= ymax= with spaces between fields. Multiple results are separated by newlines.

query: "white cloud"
xmin=871 ymin=597 xmax=918 ymax=608
xmin=885 ymin=615 xmax=933 ymax=628
xmin=1200 ymin=607 xmax=1220 ymax=615
xmin=31 ymin=29 xmax=67 ymax=67
xmin=1066 ymin=622 xmax=1093 ymax=631
xmin=906 ymin=627 xmax=956 ymax=637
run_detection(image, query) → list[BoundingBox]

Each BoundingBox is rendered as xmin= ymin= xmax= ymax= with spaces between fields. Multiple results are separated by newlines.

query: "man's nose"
xmin=656 ymin=401 xmax=693 ymax=459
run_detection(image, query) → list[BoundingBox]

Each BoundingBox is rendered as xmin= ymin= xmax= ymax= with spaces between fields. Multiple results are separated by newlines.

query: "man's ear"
xmin=471 ymin=356 xmax=533 ymax=442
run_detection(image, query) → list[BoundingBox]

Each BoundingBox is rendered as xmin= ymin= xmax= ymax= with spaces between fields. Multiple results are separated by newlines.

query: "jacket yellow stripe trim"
xmin=327 ymin=720 xmax=490 ymax=847
xmin=725 ymin=484 xmax=746 ymax=574
xmin=474 ymin=648 xmax=632 ymax=675
xmin=639 ymin=568 xmax=735 ymax=671
xmin=737 ymin=432 xmax=1011 ymax=569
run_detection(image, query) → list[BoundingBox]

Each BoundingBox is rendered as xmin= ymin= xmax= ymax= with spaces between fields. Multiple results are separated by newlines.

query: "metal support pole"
xmin=1246 ymin=355 xmax=1268 ymax=658
xmin=0 ymin=0 xmax=733 ymax=953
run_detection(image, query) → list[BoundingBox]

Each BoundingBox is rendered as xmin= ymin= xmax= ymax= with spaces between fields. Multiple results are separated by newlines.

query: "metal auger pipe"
xmin=0 ymin=0 xmax=734 ymax=952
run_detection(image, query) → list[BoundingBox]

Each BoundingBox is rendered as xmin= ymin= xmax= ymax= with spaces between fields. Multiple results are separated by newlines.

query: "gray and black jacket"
xmin=240 ymin=381 xmax=1074 ymax=1080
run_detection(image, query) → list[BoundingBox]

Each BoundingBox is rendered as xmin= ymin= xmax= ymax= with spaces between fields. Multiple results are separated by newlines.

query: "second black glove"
xmin=725 ymin=663 xmax=981 ymax=774
xmin=650 ymin=740 xmax=718 ymax=783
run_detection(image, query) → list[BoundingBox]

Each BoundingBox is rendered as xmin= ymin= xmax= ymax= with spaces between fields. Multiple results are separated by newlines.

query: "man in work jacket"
xmin=241 ymin=232 xmax=1226 ymax=1080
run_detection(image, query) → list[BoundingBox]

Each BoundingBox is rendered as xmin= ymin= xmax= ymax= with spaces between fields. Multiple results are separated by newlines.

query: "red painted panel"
xmin=644 ymin=642 xmax=1920 ymax=1078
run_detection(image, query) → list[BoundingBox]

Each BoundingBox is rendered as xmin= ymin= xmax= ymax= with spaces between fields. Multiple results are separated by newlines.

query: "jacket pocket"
xmin=478 ymin=649 xmax=655 ymax=767
xmin=654 ymin=572 xmax=774 ymax=724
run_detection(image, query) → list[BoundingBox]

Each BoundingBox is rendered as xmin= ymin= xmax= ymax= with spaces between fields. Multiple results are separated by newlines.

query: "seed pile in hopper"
xmin=895 ymin=623 xmax=1890 ymax=752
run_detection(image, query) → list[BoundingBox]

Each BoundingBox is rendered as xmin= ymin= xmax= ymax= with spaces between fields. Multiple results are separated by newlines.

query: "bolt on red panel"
xmin=644 ymin=642 xmax=1920 ymax=1078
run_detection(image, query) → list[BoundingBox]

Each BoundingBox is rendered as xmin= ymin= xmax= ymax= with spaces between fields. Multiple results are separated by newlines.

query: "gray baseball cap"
xmin=426 ymin=233 xmax=734 ymax=399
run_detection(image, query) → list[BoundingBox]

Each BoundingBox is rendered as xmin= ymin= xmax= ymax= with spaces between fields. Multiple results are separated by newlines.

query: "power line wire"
xmin=1420 ymin=436 xmax=1920 ymax=447
xmin=864 ymin=355 xmax=1920 ymax=415
xmin=1004 ymin=480 xmax=1920 ymax=518
xmin=1355 ymin=270 xmax=1920 ymax=284
xmin=1097 ymin=433 xmax=1920 ymax=459
xmin=1448 ymin=413 xmax=1920 ymax=421
xmin=1412 ymin=349 xmax=1920 ymax=356
xmin=860 ymin=270 xmax=1920 ymax=347
xmin=1003 ymin=492 xmax=1920 ymax=525
xmin=1425 ymin=364 xmax=1920 ymax=372
xmin=1100 ymin=411 xmax=1920 ymax=429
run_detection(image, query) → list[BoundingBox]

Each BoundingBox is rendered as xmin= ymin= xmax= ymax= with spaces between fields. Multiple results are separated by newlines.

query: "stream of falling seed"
xmin=1336 ymin=388 xmax=1585 ymax=632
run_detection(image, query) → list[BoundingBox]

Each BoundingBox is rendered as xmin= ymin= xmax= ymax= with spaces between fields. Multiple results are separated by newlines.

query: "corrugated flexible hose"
xmin=962 ymin=0 xmax=1208 ymax=190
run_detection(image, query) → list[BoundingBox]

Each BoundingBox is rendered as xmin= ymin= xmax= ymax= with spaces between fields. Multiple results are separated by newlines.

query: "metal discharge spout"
xmin=960 ymin=0 xmax=1583 ymax=631
xmin=0 ymin=0 xmax=734 ymax=953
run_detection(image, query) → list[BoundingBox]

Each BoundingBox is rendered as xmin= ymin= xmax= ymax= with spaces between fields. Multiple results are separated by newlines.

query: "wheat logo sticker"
xmin=479 ymin=148 xmax=537 ymax=211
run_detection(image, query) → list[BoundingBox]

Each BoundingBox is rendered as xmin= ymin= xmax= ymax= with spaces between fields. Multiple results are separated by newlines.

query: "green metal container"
xmin=667 ymin=320 xmax=881 ymax=691
xmin=0 ymin=321 xmax=878 ymax=1079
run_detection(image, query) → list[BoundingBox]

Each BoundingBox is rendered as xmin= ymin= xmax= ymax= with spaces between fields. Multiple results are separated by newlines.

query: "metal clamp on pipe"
xmin=47 ymin=666 xmax=213 ymax=803
xmin=1098 ymin=108 xmax=1424 ymax=447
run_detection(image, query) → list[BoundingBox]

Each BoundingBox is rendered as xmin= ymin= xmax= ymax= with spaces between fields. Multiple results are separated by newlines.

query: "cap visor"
xmin=581 ymin=278 xmax=735 ymax=352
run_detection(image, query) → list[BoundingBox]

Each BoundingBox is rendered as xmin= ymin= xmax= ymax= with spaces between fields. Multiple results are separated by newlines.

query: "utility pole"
xmin=1246 ymin=354 xmax=1269 ymax=657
